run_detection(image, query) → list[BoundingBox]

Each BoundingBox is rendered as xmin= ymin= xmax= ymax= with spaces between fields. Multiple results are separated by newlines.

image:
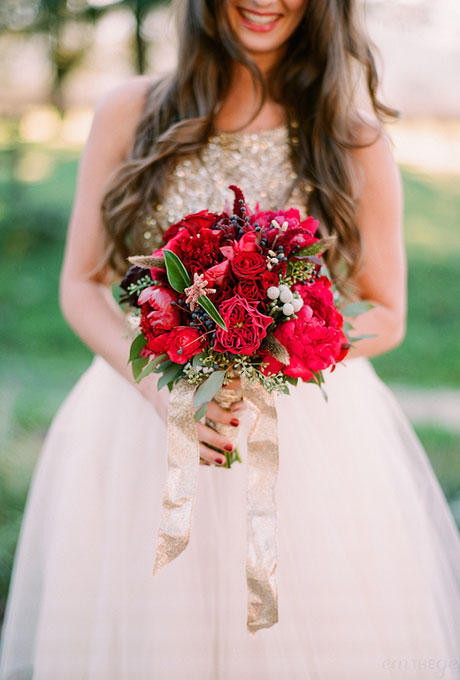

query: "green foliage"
xmin=193 ymin=370 xmax=226 ymax=408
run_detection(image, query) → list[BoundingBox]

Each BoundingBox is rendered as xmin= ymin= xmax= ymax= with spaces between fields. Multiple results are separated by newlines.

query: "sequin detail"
xmin=132 ymin=125 xmax=311 ymax=253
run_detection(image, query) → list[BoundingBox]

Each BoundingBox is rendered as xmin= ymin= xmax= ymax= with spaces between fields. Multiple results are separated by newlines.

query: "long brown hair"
xmin=99 ymin=0 xmax=398 ymax=298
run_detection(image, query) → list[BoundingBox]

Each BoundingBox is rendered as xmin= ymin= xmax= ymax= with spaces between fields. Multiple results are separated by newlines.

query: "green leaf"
xmin=197 ymin=295 xmax=227 ymax=331
xmin=349 ymin=333 xmax=378 ymax=343
xmin=193 ymin=370 xmax=226 ymax=408
xmin=341 ymin=301 xmax=375 ymax=317
xmin=129 ymin=333 xmax=147 ymax=363
xmin=136 ymin=353 xmax=168 ymax=382
xmin=131 ymin=356 xmax=148 ymax=380
xmin=157 ymin=362 xmax=184 ymax=391
xmin=163 ymin=249 xmax=191 ymax=293
xmin=286 ymin=376 xmax=299 ymax=387
xmin=296 ymin=236 xmax=335 ymax=257
xmin=194 ymin=403 xmax=208 ymax=422
xmin=192 ymin=352 xmax=205 ymax=367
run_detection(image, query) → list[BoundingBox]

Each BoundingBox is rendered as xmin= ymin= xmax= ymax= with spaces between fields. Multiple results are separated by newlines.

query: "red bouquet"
xmin=120 ymin=186 xmax=368 ymax=461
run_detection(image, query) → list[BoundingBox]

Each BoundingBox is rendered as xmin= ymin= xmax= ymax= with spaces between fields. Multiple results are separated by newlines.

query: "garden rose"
xmin=214 ymin=295 xmax=273 ymax=355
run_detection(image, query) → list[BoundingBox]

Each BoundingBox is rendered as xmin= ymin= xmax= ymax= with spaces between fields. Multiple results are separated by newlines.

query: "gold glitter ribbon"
xmin=153 ymin=378 xmax=279 ymax=635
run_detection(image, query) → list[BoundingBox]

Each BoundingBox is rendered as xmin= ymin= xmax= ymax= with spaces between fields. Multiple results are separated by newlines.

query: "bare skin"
xmin=60 ymin=3 xmax=406 ymax=466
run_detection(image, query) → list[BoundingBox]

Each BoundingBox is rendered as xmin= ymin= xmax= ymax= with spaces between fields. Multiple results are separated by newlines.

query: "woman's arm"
xmin=58 ymin=77 xmax=172 ymax=413
xmin=344 ymin=124 xmax=407 ymax=359
xmin=59 ymin=77 xmax=240 ymax=463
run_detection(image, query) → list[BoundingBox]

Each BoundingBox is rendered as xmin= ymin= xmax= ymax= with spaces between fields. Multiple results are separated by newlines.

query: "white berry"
xmin=292 ymin=297 xmax=304 ymax=312
xmin=267 ymin=286 xmax=280 ymax=300
xmin=283 ymin=303 xmax=294 ymax=316
xmin=279 ymin=288 xmax=293 ymax=303
xmin=278 ymin=284 xmax=289 ymax=293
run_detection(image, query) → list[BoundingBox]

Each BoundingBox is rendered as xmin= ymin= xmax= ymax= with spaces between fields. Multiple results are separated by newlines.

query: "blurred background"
xmin=1 ymin=0 xmax=460 ymax=623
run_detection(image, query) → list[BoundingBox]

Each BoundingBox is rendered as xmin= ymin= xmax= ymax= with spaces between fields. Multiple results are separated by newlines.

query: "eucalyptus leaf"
xmin=341 ymin=301 xmax=375 ymax=317
xmin=197 ymin=295 xmax=227 ymax=331
xmin=193 ymin=370 xmax=226 ymax=408
xmin=157 ymin=362 xmax=184 ymax=390
xmin=131 ymin=356 xmax=148 ymax=380
xmin=129 ymin=333 xmax=147 ymax=363
xmin=136 ymin=353 xmax=168 ymax=382
xmin=192 ymin=352 xmax=205 ymax=367
xmin=163 ymin=249 xmax=191 ymax=293
xmin=194 ymin=403 xmax=208 ymax=422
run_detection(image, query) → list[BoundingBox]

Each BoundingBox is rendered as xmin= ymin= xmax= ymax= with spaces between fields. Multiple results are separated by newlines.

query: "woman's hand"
xmin=198 ymin=377 xmax=246 ymax=466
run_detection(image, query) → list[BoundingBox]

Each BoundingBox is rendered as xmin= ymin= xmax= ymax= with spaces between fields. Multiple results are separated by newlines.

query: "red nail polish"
xmin=215 ymin=457 xmax=224 ymax=465
xmin=230 ymin=418 xmax=239 ymax=427
xmin=224 ymin=444 xmax=233 ymax=452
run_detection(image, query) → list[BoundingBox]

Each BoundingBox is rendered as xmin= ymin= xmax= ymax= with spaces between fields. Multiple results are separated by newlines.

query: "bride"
xmin=2 ymin=0 xmax=460 ymax=677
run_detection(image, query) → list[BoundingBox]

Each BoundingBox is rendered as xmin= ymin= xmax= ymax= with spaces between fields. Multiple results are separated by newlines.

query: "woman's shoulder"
xmin=89 ymin=75 xmax=158 ymax=157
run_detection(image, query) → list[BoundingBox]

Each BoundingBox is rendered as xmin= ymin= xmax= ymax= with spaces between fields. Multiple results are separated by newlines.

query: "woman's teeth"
xmin=239 ymin=8 xmax=281 ymax=25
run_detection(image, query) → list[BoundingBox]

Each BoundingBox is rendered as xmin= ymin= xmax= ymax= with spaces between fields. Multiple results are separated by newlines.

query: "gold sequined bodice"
xmin=132 ymin=124 xmax=312 ymax=253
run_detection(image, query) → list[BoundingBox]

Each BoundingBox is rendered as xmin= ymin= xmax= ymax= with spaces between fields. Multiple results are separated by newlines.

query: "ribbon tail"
xmin=242 ymin=379 xmax=280 ymax=634
xmin=153 ymin=380 xmax=200 ymax=576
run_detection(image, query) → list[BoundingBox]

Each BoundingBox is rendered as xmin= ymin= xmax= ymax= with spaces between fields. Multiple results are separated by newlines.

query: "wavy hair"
xmin=98 ymin=0 xmax=398 ymax=298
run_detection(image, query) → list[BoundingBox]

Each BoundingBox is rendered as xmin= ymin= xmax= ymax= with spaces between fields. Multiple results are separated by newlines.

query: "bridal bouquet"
xmin=119 ymin=185 xmax=371 ymax=633
xmin=120 ymin=187 xmax=362 ymax=449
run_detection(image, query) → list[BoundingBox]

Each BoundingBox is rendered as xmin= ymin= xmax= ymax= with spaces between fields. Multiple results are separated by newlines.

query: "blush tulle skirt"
xmin=1 ymin=354 xmax=460 ymax=679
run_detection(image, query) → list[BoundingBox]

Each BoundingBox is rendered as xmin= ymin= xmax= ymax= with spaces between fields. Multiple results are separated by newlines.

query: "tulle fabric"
xmin=1 ymin=354 xmax=460 ymax=679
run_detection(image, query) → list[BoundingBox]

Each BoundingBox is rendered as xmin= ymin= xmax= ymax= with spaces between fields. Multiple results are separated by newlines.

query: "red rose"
xmin=167 ymin=326 xmax=206 ymax=364
xmin=231 ymin=251 xmax=267 ymax=280
xmin=236 ymin=279 xmax=262 ymax=300
xmin=214 ymin=295 xmax=273 ymax=355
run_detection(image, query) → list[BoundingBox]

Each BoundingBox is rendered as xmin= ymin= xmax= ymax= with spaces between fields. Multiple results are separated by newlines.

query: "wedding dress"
xmin=1 ymin=125 xmax=460 ymax=680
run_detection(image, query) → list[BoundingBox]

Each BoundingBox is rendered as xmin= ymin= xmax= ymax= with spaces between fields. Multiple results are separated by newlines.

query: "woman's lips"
xmin=236 ymin=6 xmax=282 ymax=32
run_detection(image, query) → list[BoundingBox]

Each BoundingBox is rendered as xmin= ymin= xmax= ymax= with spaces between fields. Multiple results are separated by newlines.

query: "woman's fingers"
xmin=199 ymin=443 xmax=226 ymax=466
xmin=205 ymin=400 xmax=242 ymax=427
xmin=196 ymin=421 xmax=235 ymax=453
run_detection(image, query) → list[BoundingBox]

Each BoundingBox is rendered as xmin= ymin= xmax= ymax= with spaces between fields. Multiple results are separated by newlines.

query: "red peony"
xmin=273 ymin=278 xmax=348 ymax=380
xmin=214 ymin=295 xmax=273 ymax=355
xmin=259 ymin=351 xmax=284 ymax=376
xmin=162 ymin=210 xmax=219 ymax=242
xmin=138 ymin=286 xmax=181 ymax=357
xmin=167 ymin=326 xmax=206 ymax=364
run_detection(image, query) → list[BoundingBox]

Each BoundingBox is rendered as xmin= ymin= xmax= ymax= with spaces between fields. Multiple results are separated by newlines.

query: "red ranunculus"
xmin=167 ymin=326 xmax=206 ymax=364
xmin=214 ymin=295 xmax=273 ymax=355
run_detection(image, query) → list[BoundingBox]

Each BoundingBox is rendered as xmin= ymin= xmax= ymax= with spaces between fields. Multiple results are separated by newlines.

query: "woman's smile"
xmin=236 ymin=5 xmax=283 ymax=32
xmin=228 ymin=0 xmax=307 ymax=60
